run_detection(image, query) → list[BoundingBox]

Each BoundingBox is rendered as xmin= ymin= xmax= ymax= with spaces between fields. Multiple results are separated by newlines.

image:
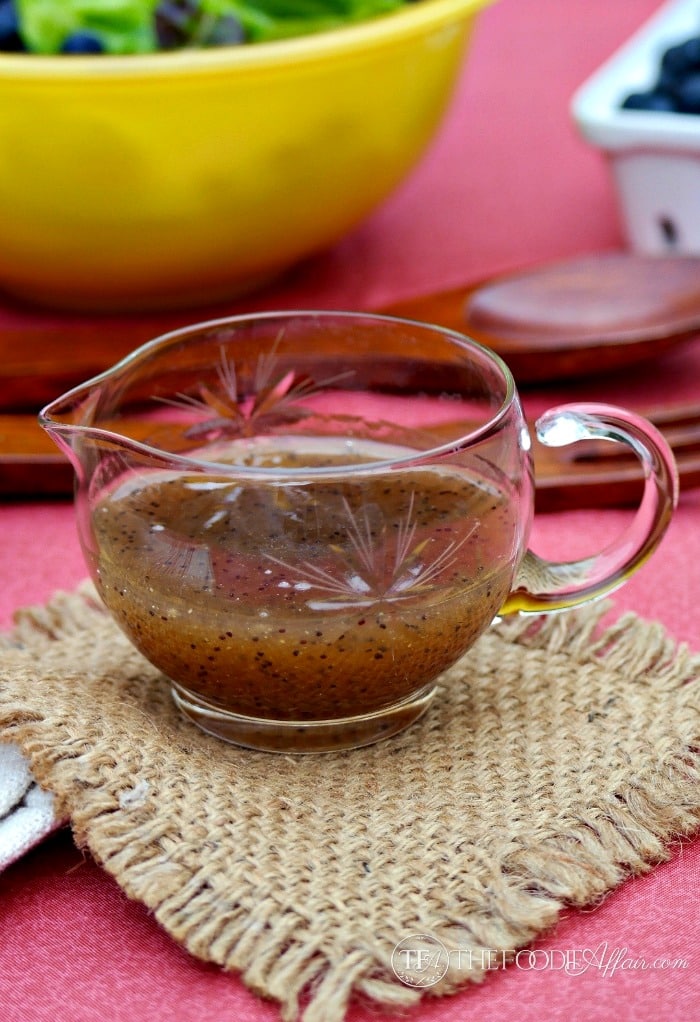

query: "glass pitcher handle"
xmin=501 ymin=403 xmax=679 ymax=614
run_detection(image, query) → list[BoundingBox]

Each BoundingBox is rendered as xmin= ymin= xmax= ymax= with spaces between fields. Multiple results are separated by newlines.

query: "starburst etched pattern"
xmin=266 ymin=492 xmax=478 ymax=609
xmin=154 ymin=337 xmax=353 ymax=444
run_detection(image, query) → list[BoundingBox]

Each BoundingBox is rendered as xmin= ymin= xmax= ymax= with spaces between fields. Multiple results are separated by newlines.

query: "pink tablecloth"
xmin=1 ymin=1 xmax=699 ymax=1020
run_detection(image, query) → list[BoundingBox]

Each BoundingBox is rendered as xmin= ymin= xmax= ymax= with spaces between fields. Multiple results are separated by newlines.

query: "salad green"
xmin=15 ymin=0 xmax=410 ymax=54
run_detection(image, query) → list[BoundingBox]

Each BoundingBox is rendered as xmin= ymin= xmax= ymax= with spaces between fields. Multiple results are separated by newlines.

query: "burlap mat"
xmin=1 ymin=583 xmax=699 ymax=1021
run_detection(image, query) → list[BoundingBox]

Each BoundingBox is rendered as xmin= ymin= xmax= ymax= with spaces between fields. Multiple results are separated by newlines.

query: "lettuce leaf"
xmin=220 ymin=0 xmax=405 ymax=43
xmin=17 ymin=0 xmax=158 ymax=54
xmin=16 ymin=0 xmax=408 ymax=54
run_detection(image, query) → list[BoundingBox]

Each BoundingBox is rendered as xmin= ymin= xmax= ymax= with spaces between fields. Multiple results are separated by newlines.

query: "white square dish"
xmin=572 ymin=0 xmax=700 ymax=253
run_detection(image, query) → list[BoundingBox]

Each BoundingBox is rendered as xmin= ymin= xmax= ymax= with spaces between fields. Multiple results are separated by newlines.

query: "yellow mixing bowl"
xmin=0 ymin=0 xmax=491 ymax=312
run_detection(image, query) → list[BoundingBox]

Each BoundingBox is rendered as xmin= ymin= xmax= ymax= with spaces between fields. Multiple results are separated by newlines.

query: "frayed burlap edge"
xmin=1 ymin=584 xmax=699 ymax=1022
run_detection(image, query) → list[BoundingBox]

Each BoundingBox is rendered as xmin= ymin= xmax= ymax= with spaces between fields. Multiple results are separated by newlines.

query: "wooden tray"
xmin=1 ymin=299 xmax=697 ymax=509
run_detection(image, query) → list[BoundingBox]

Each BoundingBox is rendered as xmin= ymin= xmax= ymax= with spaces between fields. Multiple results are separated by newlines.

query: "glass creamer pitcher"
xmin=40 ymin=311 xmax=678 ymax=752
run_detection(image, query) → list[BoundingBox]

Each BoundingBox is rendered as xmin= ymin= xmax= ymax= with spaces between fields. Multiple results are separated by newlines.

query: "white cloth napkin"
xmin=0 ymin=743 xmax=62 ymax=871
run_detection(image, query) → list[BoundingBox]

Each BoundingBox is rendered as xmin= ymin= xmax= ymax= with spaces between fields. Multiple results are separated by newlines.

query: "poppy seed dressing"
xmin=88 ymin=436 xmax=520 ymax=723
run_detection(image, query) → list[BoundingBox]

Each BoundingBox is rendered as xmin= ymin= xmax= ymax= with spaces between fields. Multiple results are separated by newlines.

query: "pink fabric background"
xmin=1 ymin=1 xmax=699 ymax=1019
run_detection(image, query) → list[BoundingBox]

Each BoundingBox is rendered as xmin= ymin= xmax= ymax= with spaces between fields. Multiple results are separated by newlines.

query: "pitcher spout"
xmin=39 ymin=419 xmax=83 ymax=473
xmin=39 ymin=380 xmax=104 ymax=477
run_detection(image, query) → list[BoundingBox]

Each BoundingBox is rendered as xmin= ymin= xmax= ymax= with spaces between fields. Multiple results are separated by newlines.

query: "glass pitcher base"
xmin=169 ymin=682 xmax=437 ymax=754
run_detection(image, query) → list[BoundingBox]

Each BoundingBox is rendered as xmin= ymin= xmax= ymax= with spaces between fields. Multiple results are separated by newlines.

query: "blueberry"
xmin=620 ymin=30 xmax=700 ymax=113
xmin=155 ymin=0 xmax=200 ymax=49
xmin=655 ymin=36 xmax=700 ymax=95
xmin=661 ymin=36 xmax=700 ymax=77
xmin=621 ymin=90 xmax=678 ymax=112
xmin=678 ymin=36 xmax=700 ymax=66
xmin=0 ymin=1 xmax=25 ymax=52
xmin=60 ymin=31 xmax=105 ymax=54
xmin=656 ymin=63 xmax=681 ymax=93
xmin=674 ymin=71 xmax=700 ymax=113
xmin=155 ymin=0 xmax=246 ymax=49
xmin=199 ymin=14 xmax=245 ymax=47
xmin=660 ymin=40 xmax=694 ymax=81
